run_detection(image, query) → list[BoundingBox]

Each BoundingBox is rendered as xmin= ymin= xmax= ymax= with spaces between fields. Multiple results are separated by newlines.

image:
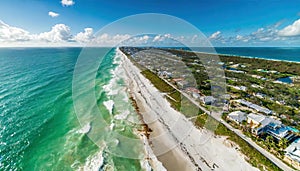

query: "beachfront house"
xmin=227 ymin=111 xmax=247 ymax=124
xmin=284 ymin=138 xmax=300 ymax=170
xmin=237 ymin=99 xmax=272 ymax=115
xmin=185 ymin=87 xmax=201 ymax=100
xmin=177 ymin=80 xmax=189 ymax=89
xmin=247 ymin=113 xmax=271 ymax=135
xmin=265 ymin=122 xmax=296 ymax=142
xmin=202 ymin=96 xmax=216 ymax=105
xmin=158 ymin=70 xmax=172 ymax=79
xmin=172 ymin=78 xmax=189 ymax=89
xmin=231 ymin=85 xmax=247 ymax=91
xmin=192 ymin=92 xmax=201 ymax=99
xmin=247 ymin=113 xmax=296 ymax=141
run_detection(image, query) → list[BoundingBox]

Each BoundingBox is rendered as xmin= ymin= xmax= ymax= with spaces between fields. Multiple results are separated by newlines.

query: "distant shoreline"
xmin=205 ymin=51 xmax=300 ymax=64
xmin=169 ymin=47 xmax=300 ymax=64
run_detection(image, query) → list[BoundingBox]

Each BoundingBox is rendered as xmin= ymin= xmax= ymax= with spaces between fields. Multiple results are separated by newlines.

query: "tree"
xmin=278 ymin=138 xmax=288 ymax=150
xmin=266 ymin=136 xmax=274 ymax=150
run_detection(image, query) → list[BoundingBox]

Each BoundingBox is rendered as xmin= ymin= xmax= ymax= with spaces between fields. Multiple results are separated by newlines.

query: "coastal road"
xmin=161 ymin=78 xmax=294 ymax=171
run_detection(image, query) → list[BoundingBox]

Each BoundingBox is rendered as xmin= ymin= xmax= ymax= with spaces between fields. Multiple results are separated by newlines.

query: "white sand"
xmin=118 ymin=48 xmax=259 ymax=171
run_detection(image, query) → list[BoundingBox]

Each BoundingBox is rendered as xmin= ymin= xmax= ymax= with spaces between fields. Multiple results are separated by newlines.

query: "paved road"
xmin=161 ymin=78 xmax=294 ymax=171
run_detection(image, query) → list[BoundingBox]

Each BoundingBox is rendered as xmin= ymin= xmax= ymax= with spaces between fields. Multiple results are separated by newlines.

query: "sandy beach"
xmin=118 ymin=48 xmax=259 ymax=171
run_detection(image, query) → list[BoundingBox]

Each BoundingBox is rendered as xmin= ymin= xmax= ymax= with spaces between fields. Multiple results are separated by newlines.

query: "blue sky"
xmin=0 ymin=0 xmax=300 ymax=47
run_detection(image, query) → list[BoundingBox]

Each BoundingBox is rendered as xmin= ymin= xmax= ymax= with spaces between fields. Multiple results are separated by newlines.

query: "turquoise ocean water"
xmin=0 ymin=48 xmax=144 ymax=171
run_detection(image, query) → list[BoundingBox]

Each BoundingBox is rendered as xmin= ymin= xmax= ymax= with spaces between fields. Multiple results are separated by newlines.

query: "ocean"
xmin=214 ymin=47 xmax=300 ymax=62
xmin=0 ymin=47 xmax=299 ymax=171
xmin=0 ymin=48 xmax=145 ymax=171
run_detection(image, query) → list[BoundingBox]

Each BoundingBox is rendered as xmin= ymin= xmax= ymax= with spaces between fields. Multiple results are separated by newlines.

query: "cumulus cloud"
xmin=38 ymin=24 xmax=72 ymax=42
xmin=0 ymin=20 xmax=139 ymax=47
xmin=236 ymin=35 xmax=243 ymax=41
xmin=278 ymin=19 xmax=300 ymax=37
xmin=250 ymin=27 xmax=279 ymax=42
xmin=152 ymin=34 xmax=172 ymax=42
xmin=48 ymin=11 xmax=59 ymax=18
xmin=208 ymin=21 xmax=295 ymax=46
xmin=0 ymin=20 xmax=32 ymax=42
xmin=74 ymin=28 xmax=94 ymax=43
xmin=191 ymin=35 xmax=198 ymax=43
xmin=61 ymin=0 xmax=75 ymax=6
xmin=94 ymin=34 xmax=131 ymax=46
xmin=209 ymin=31 xmax=222 ymax=40
xmin=139 ymin=35 xmax=150 ymax=43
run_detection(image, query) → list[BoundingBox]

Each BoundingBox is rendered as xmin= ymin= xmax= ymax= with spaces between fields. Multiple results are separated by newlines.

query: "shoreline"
xmin=197 ymin=51 xmax=300 ymax=64
xmin=119 ymin=48 xmax=198 ymax=170
xmin=165 ymin=47 xmax=300 ymax=64
xmin=118 ymin=48 xmax=259 ymax=171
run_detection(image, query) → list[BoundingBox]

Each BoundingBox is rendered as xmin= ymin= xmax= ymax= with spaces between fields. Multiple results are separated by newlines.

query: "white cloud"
xmin=191 ymin=35 xmax=198 ymax=42
xmin=0 ymin=20 xmax=32 ymax=42
xmin=38 ymin=24 xmax=72 ymax=42
xmin=0 ymin=20 xmax=137 ymax=47
xmin=95 ymin=34 xmax=131 ymax=45
xmin=139 ymin=35 xmax=149 ymax=42
xmin=278 ymin=19 xmax=300 ymax=37
xmin=61 ymin=0 xmax=75 ymax=6
xmin=212 ymin=23 xmax=285 ymax=45
xmin=74 ymin=28 xmax=94 ymax=43
xmin=48 ymin=11 xmax=59 ymax=18
xmin=153 ymin=35 xmax=161 ymax=42
xmin=152 ymin=34 xmax=173 ymax=42
xmin=209 ymin=31 xmax=221 ymax=40
xmin=236 ymin=35 xmax=243 ymax=41
xmin=249 ymin=27 xmax=279 ymax=42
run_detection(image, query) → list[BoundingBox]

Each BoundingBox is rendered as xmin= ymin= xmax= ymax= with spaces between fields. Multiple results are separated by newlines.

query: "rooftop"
xmin=228 ymin=111 xmax=247 ymax=123
xmin=237 ymin=99 xmax=272 ymax=115
xmin=285 ymin=138 xmax=300 ymax=163
xmin=247 ymin=113 xmax=267 ymax=124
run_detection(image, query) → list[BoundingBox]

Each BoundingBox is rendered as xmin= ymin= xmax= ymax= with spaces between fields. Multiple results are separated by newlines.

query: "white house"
xmin=284 ymin=138 xmax=300 ymax=170
xmin=227 ymin=111 xmax=247 ymax=124
xmin=247 ymin=113 xmax=272 ymax=135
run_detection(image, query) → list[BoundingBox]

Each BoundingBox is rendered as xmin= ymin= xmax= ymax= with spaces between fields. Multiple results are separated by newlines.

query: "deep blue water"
xmin=214 ymin=47 xmax=300 ymax=62
xmin=171 ymin=47 xmax=300 ymax=62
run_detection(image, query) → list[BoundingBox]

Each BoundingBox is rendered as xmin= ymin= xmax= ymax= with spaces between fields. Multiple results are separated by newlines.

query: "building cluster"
xmin=228 ymin=112 xmax=295 ymax=140
xmin=227 ymin=111 xmax=300 ymax=168
xmin=127 ymin=48 xmax=205 ymax=102
xmin=121 ymin=47 xmax=300 ymax=168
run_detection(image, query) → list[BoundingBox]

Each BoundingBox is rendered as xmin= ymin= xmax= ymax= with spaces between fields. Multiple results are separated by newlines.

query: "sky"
xmin=0 ymin=0 xmax=300 ymax=47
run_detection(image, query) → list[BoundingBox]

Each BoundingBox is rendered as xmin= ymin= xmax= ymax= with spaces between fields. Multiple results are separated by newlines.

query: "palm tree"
xmin=266 ymin=136 xmax=274 ymax=150
xmin=278 ymin=138 xmax=288 ymax=150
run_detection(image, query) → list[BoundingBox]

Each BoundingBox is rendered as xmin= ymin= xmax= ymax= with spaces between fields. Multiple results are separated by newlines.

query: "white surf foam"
xmin=103 ymin=100 xmax=114 ymax=115
xmin=80 ymin=149 xmax=104 ymax=171
xmin=114 ymin=110 xmax=130 ymax=120
xmin=76 ymin=123 xmax=91 ymax=134
xmin=103 ymin=77 xmax=118 ymax=96
xmin=109 ymin=122 xmax=115 ymax=130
